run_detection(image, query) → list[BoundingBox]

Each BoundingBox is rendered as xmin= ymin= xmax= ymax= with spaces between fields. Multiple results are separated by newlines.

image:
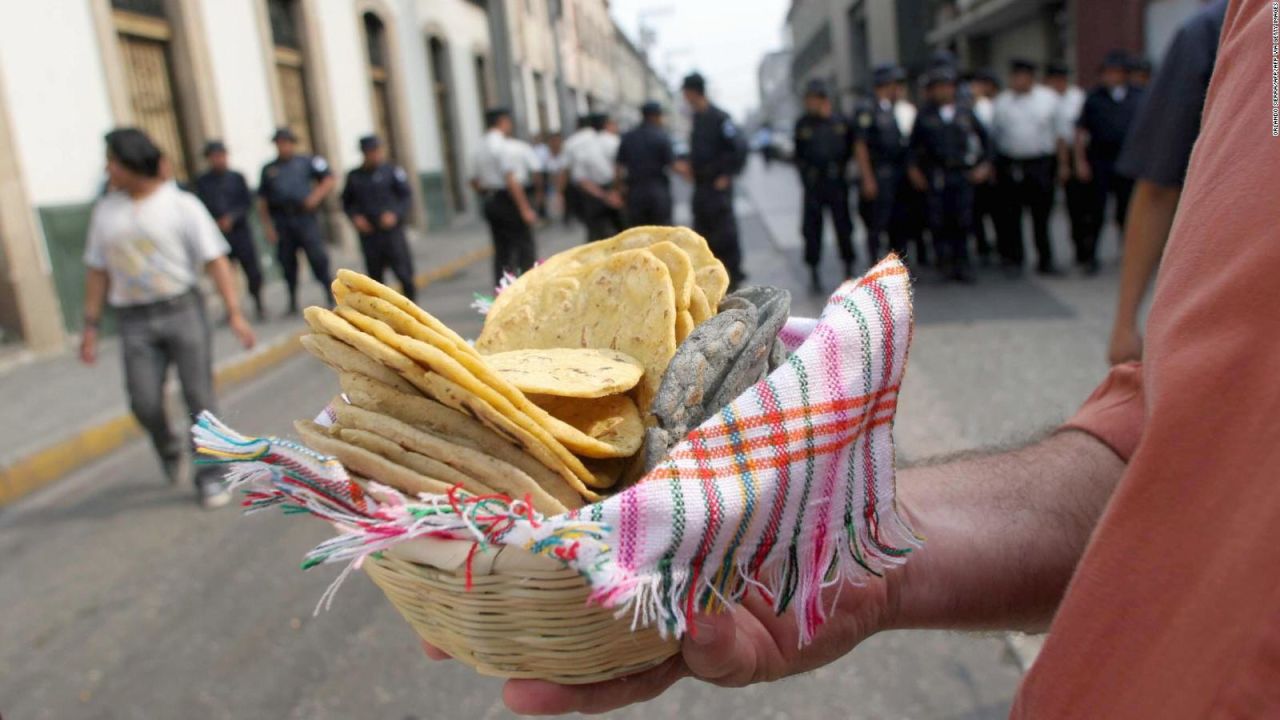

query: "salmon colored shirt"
xmin=1013 ymin=2 xmax=1280 ymax=716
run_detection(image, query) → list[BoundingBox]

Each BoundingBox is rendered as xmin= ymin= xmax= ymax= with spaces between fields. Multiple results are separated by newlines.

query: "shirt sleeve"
xmin=1115 ymin=20 xmax=1216 ymax=186
xmin=310 ymin=155 xmax=333 ymax=180
xmin=1060 ymin=361 xmax=1146 ymax=461
xmin=82 ymin=201 xmax=107 ymax=269
xmin=182 ymin=193 xmax=231 ymax=265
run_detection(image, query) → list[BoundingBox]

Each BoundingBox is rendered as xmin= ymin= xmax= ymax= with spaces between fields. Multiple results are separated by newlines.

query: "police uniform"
xmin=259 ymin=130 xmax=333 ymax=309
xmin=473 ymin=125 xmax=536 ymax=285
xmin=855 ymin=68 xmax=912 ymax=263
xmin=1076 ymin=72 xmax=1143 ymax=268
xmin=687 ymin=90 xmax=748 ymax=286
xmin=908 ymin=78 xmax=993 ymax=281
xmin=341 ymin=136 xmax=416 ymax=301
xmin=794 ymin=84 xmax=855 ymax=277
xmin=617 ymin=103 xmax=674 ymax=227
xmin=194 ymin=143 xmax=263 ymax=316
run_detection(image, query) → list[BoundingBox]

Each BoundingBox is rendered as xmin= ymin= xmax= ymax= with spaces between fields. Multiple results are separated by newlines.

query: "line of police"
xmin=191 ymin=127 xmax=417 ymax=320
xmin=794 ymin=50 xmax=1145 ymax=288
xmin=471 ymin=72 xmax=749 ymax=291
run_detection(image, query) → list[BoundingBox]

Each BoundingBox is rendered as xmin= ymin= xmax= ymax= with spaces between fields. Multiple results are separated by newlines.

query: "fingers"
xmin=503 ymin=656 xmax=687 ymax=716
xmin=420 ymin=639 xmax=451 ymax=661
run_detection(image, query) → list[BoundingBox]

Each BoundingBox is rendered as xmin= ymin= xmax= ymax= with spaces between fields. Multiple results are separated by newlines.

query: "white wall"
xmin=197 ymin=0 xmax=277 ymax=181
xmin=416 ymin=0 xmax=491 ymax=179
xmin=314 ymin=0 xmax=376 ymax=174
xmin=393 ymin=0 xmax=438 ymax=174
xmin=0 ymin=0 xmax=115 ymax=206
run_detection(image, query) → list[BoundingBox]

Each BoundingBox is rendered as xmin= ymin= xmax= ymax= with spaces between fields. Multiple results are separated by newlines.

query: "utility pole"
xmin=547 ymin=0 xmax=575 ymax=131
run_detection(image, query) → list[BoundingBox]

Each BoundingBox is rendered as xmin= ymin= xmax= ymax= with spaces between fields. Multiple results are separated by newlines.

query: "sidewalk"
xmin=0 ymin=220 xmax=510 ymax=505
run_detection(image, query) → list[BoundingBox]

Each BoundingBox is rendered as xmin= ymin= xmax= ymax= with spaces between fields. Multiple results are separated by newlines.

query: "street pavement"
xmin=1 ymin=164 xmax=1136 ymax=718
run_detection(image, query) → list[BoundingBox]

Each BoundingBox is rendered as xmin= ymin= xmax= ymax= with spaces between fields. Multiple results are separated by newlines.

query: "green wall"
xmin=37 ymin=202 xmax=98 ymax=333
xmin=419 ymin=171 xmax=451 ymax=231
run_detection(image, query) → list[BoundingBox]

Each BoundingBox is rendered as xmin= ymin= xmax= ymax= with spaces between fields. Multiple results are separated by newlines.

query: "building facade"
xmin=0 ymin=0 xmax=664 ymax=353
xmin=756 ymin=49 xmax=798 ymax=136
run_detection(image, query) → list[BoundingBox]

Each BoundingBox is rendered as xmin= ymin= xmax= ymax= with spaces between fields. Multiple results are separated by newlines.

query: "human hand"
xmin=968 ymin=163 xmax=992 ymax=185
xmin=1107 ymin=323 xmax=1142 ymax=365
xmin=908 ymin=167 xmax=928 ymax=192
xmin=352 ymin=215 xmax=374 ymax=234
xmin=217 ymin=215 xmax=234 ymax=233
xmin=265 ymin=225 xmax=278 ymax=246
xmin=860 ymin=176 xmax=879 ymax=201
xmin=302 ymin=194 xmax=322 ymax=213
xmin=229 ymin=313 xmax=256 ymax=350
xmin=1076 ymin=160 xmax=1092 ymax=184
xmin=605 ymin=190 xmax=624 ymax=209
xmin=379 ymin=211 xmax=398 ymax=230
xmin=1057 ymin=163 xmax=1072 ymax=186
xmin=713 ymin=175 xmax=731 ymax=191
xmin=520 ymin=206 xmax=538 ymax=226
xmin=422 ymin=582 xmax=888 ymax=715
xmin=79 ymin=326 xmax=98 ymax=365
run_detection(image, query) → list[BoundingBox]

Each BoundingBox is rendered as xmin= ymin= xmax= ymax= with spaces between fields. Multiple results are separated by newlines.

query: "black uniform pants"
xmin=693 ymin=182 xmax=743 ymax=285
xmin=582 ymin=188 xmax=624 ymax=243
xmin=224 ymin=226 xmax=263 ymax=301
xmin=359 ymin=227 xmax=416 ymax=301
xmin=1064 ymin=177 xmax=1092 ymax=262
xmin=926 ymin=172 xmax=974 ymax=270
xmin=273 ymin=212 xmax=332 ymax=304
xmin=625 ymin=185 xmax=673 ymax=228
xmin=971 ymin=179 xmax=998 ymax=261
xmin=801 ymin=178 xmax=854 ymax=268
xmin=1077 ymin=154 xmax=1134 ymax=265
xmin=483 ymin=190 xmax=536 ymax=286
xmin=995 ymin=155 xmax=1056 ymax=270
xmin=893 ymin=178 xmax=931 ymax=265
xmin=859 ymin=164 xmax=908 ymax=262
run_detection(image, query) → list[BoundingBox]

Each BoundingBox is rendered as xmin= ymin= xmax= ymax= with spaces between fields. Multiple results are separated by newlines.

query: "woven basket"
xmin=363 ymin=538 xmax=679 ymax=684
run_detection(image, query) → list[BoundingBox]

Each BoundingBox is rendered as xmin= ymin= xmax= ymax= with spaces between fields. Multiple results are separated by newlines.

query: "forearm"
xmin=883 ymin=430 xmax=1125 ymax=634
xmin=1113 ymin=181 xmax=1180 ymax=327
xmin=206 ymin=256 xmax=244 ymax=319
xmin=854 ymin=143 xmax=874 ymax=183
xmin=307 ymin=177 xmax=335 ymax=207
xmin=506 ymin=174 xmax=534 ymax=217
xmin=83 ymin=269 xmax=109 ymax=323
xmin=257 ymin=199 xmax=274 ymax=233
xmin=1073 ymin=130 xmax=1089 ymax=169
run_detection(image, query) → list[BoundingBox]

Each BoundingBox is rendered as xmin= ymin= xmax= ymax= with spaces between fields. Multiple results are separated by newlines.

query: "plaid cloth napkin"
xmin=194 ymin=255 xmax=917 ymax=644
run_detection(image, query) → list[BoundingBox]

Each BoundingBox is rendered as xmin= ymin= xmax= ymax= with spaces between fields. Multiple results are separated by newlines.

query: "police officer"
xmin=576 ymin=113 xmax=624 ymax=242
xmin=855 ymin=64 xmax=912 ymax=267
xmin=1073 ymin=50 xmax=1143 ymax=272
xmin=794 ymin=79 xmax=855 ymax=292
xmin=258 ymin=127 xmax=335 ymax=313
xmin=681 ymin=72 xmax=748 ymax=289
xmin=341 ymin=134 xmax=416 ymax=301
xmin=471 ymin=108 xmax=538 ymax=286
xmin=907 ymin=66 xmax=994 ymax=284
xmin=616 ymin=101 xmax=674 ymax=227
xmin=194 ymin=140 xmax=265 ymax=320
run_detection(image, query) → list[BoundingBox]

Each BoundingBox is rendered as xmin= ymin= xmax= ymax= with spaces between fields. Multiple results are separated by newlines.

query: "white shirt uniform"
xmin=84 ymin=182 xmax=229 ymax=307
xmin=472 ymin=128 xmax=513 ymax=190
xmin=1055 ymin=85 xmax=1086 ymax=143
xmin=507 ymin=138 xmax=540 ymax=187
xmin=973 ymin=96 xmax=995 ymax=130
xmin=894 ymin=100 xmax=917 ymax=136
xmin=561 ymin=127 xmax=598 ymax=183
xmin=992 ymin=85 xmax=1061 ymax=158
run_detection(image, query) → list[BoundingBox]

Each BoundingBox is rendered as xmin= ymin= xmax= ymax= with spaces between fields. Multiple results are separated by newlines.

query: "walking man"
xmin=341 ymin=134 xmax=416 ymax=301
xmin=681 ymin=72 xmax=748 ymax=289
xmin=258 ymin=127 xmax=335 ymax=313
xmin=908 ymin=66 xmax=993 ymax=283
xmin=616 ymin=101 xmax=675 ymax=227
xmin=472 ymin=108 xmax=537 ymax=286
xmin=194 ymin=140 xmax=265 ymax=320
xmin=794 ymin=79 xmax=855 ymax=292
xmin=855 ymin=64 xmax=913 ymax=267
xmin=1073 ymin=51 xmax=1143 ymax=273
xmin=80 ymin=128 xmax=256 ymax=509
xmin=992 ymin=58 xmax=1062 ymax=275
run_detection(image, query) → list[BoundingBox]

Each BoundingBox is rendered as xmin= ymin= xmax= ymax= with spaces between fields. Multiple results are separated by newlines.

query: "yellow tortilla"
xmin=481 ymin=348 xmax=644 ymax=399
xmin=527 ymin=393 xmax=644 ymax=458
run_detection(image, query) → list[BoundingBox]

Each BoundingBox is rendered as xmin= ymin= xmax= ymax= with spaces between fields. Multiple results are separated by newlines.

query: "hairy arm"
xmin=432 ymin=429 xmax=1127 ymax=715
xmin=78 ymin=268 xmax=110 ymax=364
xmin=1107 ymin=180 xmax=1181 ymax=365
xmin=206 ymin=256 xmax=256 ymax=349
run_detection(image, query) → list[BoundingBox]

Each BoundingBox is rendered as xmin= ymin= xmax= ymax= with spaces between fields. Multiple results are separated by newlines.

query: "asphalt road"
xmin=2 ymin=175 xmax=1126 ymax=718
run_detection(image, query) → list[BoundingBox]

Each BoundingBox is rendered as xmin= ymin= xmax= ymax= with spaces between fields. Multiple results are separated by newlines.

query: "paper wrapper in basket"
xmin=194 ymin=256 xmax=919 ymax=683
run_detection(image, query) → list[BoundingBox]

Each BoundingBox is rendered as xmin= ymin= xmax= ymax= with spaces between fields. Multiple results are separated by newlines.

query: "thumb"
xmin=681 ymin=607 xmax=756 ymax=687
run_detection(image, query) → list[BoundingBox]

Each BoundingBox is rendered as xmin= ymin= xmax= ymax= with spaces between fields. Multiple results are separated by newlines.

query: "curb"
xmin=0 ymin=246 xmax=492 ymax=507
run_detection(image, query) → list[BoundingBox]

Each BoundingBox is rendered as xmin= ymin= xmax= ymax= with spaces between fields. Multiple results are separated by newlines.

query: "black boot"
xmin=809 ymin=266 xmax=822 ymax=295
xmin=844 ymin=260 xmax=856 ymax=280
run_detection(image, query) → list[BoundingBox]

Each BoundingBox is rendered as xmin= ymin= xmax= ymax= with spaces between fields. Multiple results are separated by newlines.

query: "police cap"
xmin=872 ymin=63 xmax=905 ymax=87
xmin=803 ymin=79 xmax=829 ymax=98
xmin=1100 ymin=49 xmax=1131 ymax=70
xmin=926 ymin=65 xmax=959 ymax=87
xmin=1046 ymin=61 xmax=1070 ymax=78
xmin=271 ymin=127 xmax=297 ymax=143
xmin=202 ymin=139 xmax=227 ymax=157
xmin=929 ymin=49 xmax=959 ymax=70
xmin=358 ymin=134 xmax=381 ymax=152
xmin=1009 ymin=57 xmax=1037 ymax=74
xmin=484 ymin=107 xmax=511 ymax=128
xmin=973 ymin=68 xmax=999 ymax=86
xmin=1130 ymin=57 xmax=1153 ymax=73
xmin=681 ymin=72 xmax=706 ymax=94
xmin=640 ymin=101 xmax=663 ymax=117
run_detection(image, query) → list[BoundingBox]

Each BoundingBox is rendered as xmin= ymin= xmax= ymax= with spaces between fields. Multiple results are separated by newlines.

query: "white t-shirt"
xmin=472 ymin=129 xmax=513 ymax=190
xmin=992 ymin=85 xmax=1060 ymax=158
xmin=561 ymin=128 xmax=599 ymax=183
xmin=1055 ymin=85 xmax=1086 ymax=143
xmin=507 ymin=139 xmax=541 ymax=186
xmin=83 ymin=182 xmax=229 ymax=307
